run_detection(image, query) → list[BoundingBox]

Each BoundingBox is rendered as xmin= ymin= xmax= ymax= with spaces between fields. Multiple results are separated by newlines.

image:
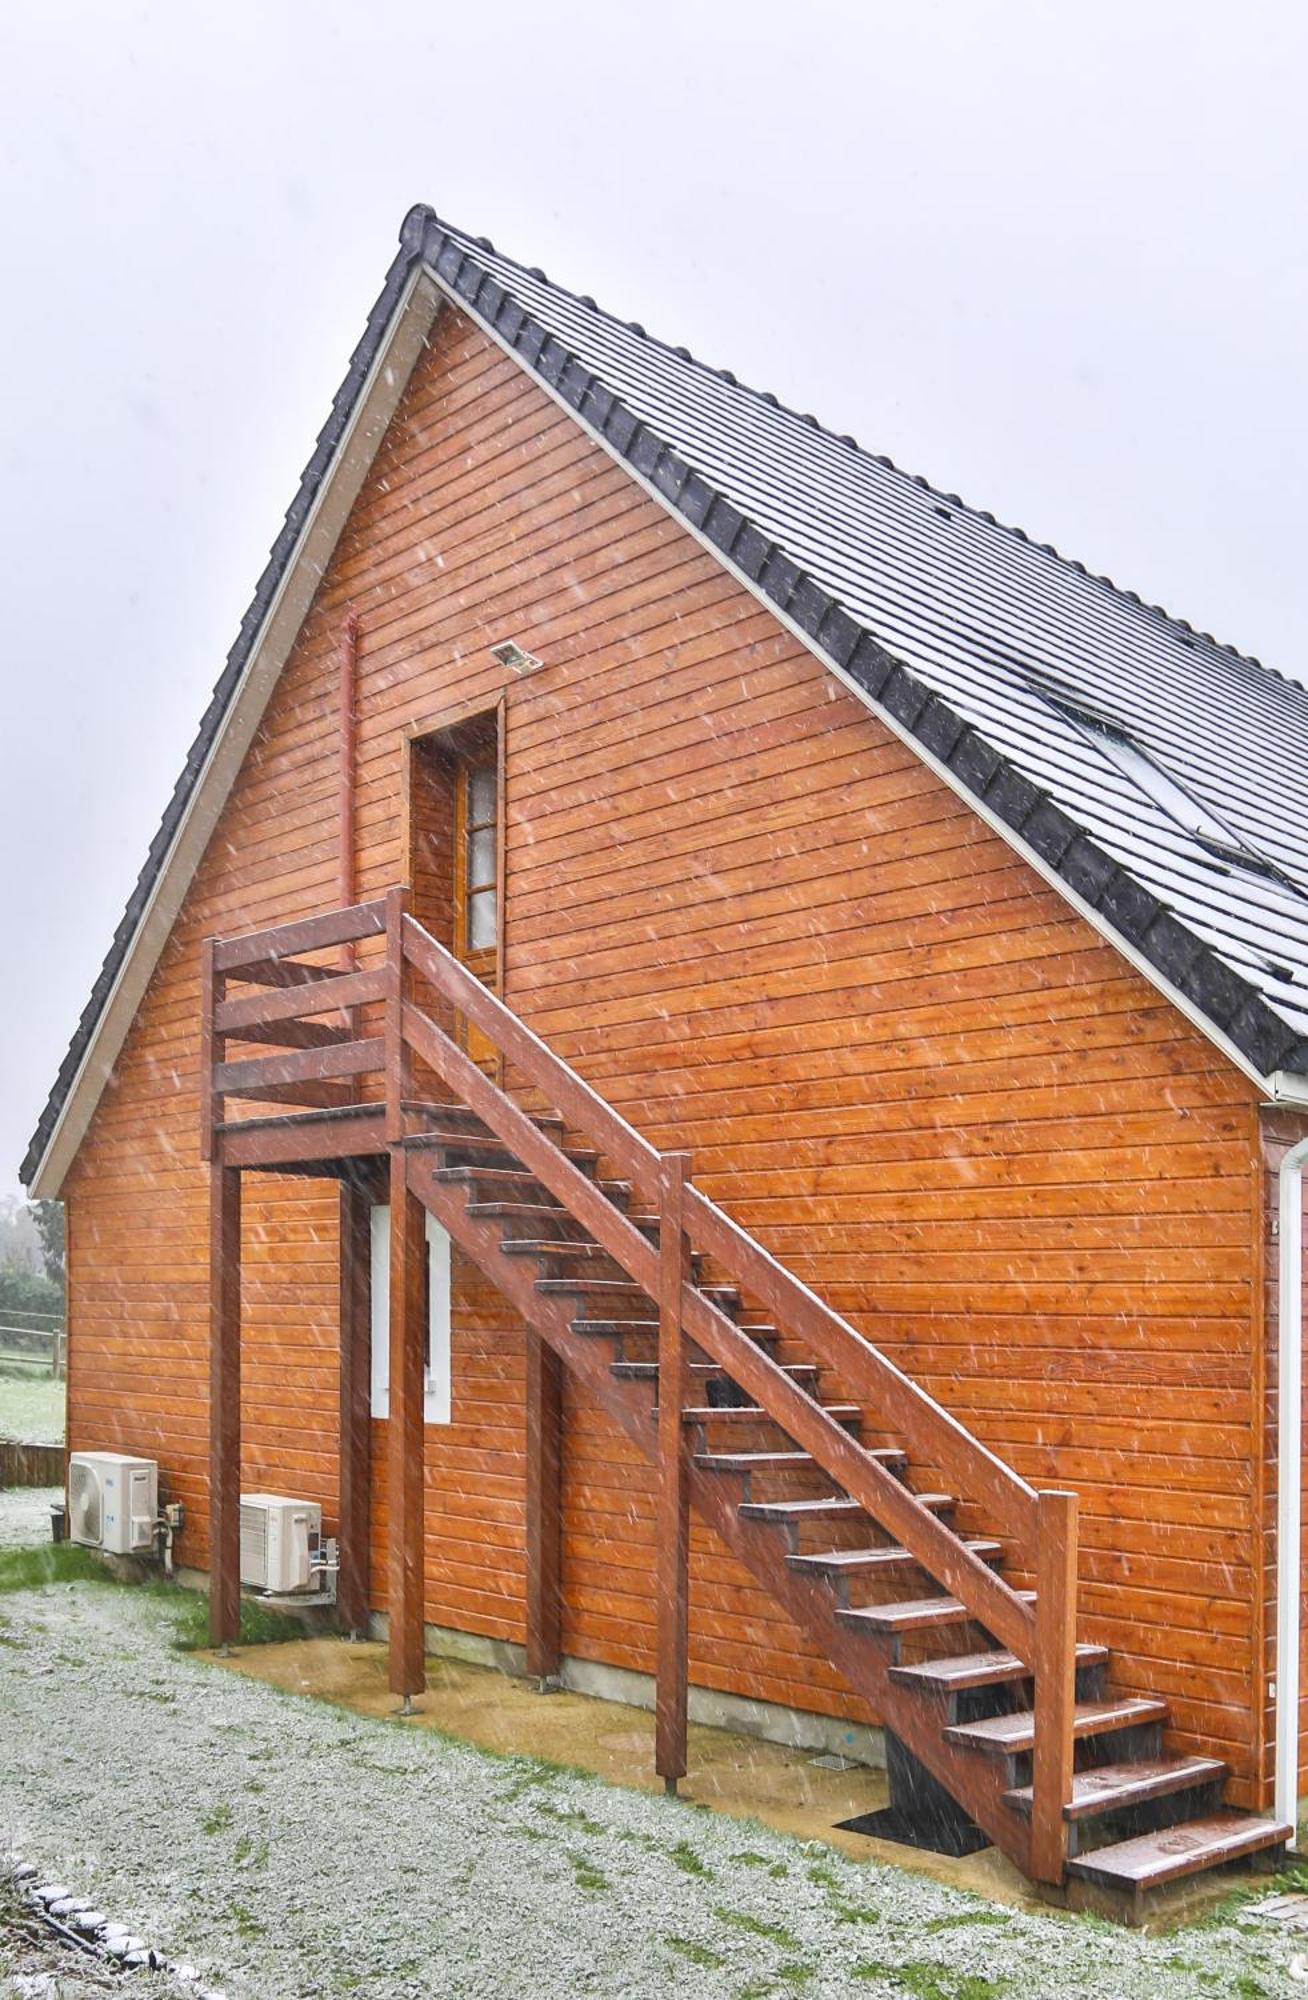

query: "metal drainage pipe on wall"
xmin=1276 ymin=1134 xmax=1308 ymax=1840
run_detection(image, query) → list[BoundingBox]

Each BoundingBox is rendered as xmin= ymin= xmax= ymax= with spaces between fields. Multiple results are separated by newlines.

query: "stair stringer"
xmin=405 ymin=1148 xmax=1033 ymax=1873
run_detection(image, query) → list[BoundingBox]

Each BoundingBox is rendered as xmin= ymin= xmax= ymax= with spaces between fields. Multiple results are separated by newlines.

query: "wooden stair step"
xmin=792 ymin=1535 xmax=999 ymax=1574
xmin=438 ymin=1166 xmax=632 ymax=1200
xmin=891 ymin=1641 xmax=1107 ymax=1694
xmin=697 ymin=1446 xmax=903 ymax=1475
xmin=839 ymin=1589 xmax=1035 ymax=1635
xmin=756 ymin=1491 xmax=955 ymax=1527
xmin=944 ymin=1697 xmax=1168 ymax=1757
xmin=610 ymin=1359 xmax=815 ymax=1383
xmin=404 ymin=1100 xmax=564 ymax=1133
xmin=409 ymin=1130 xmax=599 ymax=1166
xmin=1004 ymin=1754 xmax=1228 ymax=1822
xmin=681 ymin=1402 xmax=860 ymax=1424
xmin=502 ymin=1239 xmax=611 ymax=1257
xmin=541 ymin=1279 xmax=740 ymax=1305
xmin=1065 ymin=1813 xmax=1292 ymax=1893
xmin=464 ymin=1202 xmax=569 ymax=1221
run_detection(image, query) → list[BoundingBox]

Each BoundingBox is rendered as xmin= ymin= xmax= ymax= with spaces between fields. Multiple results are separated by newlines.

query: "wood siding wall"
xmin=64 ymin=304 xmax=1267 ymax=1796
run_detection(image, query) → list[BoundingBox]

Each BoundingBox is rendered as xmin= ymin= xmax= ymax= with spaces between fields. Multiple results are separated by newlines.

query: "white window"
xmin=369 ymin=1206 xmax=452 ymax=1424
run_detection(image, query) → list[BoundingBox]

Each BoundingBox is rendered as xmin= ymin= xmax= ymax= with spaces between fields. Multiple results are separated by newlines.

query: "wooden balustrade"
xmin=202 ymin=891 xmax=1080 ymax=1875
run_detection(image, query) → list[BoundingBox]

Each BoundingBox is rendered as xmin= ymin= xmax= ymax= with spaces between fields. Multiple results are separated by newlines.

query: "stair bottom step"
xmin=1066 ymin=1813 xmax=1291 ymax=1894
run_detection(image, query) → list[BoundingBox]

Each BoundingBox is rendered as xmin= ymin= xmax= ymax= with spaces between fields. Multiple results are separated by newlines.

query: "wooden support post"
xmin=656 ymin=1151 xmax=693 ymax=1792
xmin=1030 ymin=1487 xmax=1079 ymax=1883
xmin=384 ymin=887 xmax=407 ymax=1143
xmin=208 ymin=1163 xmax=242 ymax=1648
xmin=525 ymin=1328 xmax=564 ymax=1683
xmin=337 ymin=1181 xmax=372 ymax=1634
xmin=387 ymin=1147 xmax=426 ymax=1702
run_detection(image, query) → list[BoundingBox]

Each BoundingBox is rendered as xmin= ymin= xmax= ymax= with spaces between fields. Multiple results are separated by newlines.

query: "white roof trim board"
xmin=23 ymin=209 xmax=1308 ymax=1192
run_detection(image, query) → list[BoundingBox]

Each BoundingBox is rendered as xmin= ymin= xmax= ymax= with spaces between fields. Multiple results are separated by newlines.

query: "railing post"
xmin=208 ymin=1162 xmax=242 ymax=1649
xmin=387 ymin=1145 xmax=427 ymax=1708
xmin=525 ymin=1329 xmax=564 ymax=1685
xmin=337 ymin=1181 xmax=372 ymax=1636
xmin=384 ymin=887 xmax=407 ymax=1143
xmin=1030 ymin=1487 xmax=1079 ymax=1884
xmin=656 ymin=1150 xmax=693 ymax=1794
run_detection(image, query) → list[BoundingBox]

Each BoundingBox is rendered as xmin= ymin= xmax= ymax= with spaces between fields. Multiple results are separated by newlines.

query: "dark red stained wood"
xmin=1031 ymin=1487 xmax=1079 ymax=1882
xmin=213 ymin=897 xmax=387 ymax=972
xmin=337 ymin=1181 xmax=372 ymax=1632
xmin=215 ymin=965 xmax=385 ymax=1034
xmin=387 ymin=1146 xmax=426 ymax=1698
xmin=215 ymin=1103 xmax=386 ymax=1170
xmin=208 ymin=1163 xmax=241 ymax=1646
xmin=385 ymin=887 xmax=407 ymax=1142
xmin=525 ymin=1327 xmax=563 ymax=1680
xmin=1065 ymin=1812 xmax=1291 ymax=1894
xmin=214 ymin=1035 xmax=384 ymax=1097
xmin=656 ymin=1151 xmax=693 ymax=1787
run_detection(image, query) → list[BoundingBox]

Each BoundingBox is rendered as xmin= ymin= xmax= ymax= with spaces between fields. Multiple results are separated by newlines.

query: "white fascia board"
xmin=430 ymin=264 xmax=1284 ymax=1104
xmin=29 ymin=269 xmax=445 ymax=1198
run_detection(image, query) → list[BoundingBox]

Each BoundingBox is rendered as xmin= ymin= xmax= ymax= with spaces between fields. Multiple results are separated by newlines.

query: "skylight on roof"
xmin=1083 ymin=722 xmax=1239 ymax=849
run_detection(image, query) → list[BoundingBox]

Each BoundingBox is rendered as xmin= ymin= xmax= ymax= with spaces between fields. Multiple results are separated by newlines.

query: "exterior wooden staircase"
xmin=202 ymin=892 xmax=1293 ymax=1920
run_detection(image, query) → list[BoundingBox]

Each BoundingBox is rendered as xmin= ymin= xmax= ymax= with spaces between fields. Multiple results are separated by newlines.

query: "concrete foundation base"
xmin=365 ymin=1610 xmax=888 ymax=1772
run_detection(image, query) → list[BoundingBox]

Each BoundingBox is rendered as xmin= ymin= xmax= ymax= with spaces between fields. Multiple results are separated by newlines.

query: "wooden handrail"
xmin=401 ymin=913 xmax=664 ymax=1205
xmin=686 ymin=1186 xmax=1039 ymax=1546
xmin=212 ymin=896 xmax=388 ymax=974
xmin=398 ymin=912 xmax=1040 ymax=1656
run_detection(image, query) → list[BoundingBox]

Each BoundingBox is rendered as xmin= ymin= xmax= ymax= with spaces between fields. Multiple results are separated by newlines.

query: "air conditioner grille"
xmin=69 ymin=1460 xmax=101 ymax=1545
xmin=240 ymin=1503 xmax=270 ymax=1587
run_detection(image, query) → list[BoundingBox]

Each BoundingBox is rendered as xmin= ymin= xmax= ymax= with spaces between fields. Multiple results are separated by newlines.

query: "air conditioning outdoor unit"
xmin=68 ymin=1452 xmax=158 ymax=1555
xmin=239 ymin=1493 xmax=322 ymax=1595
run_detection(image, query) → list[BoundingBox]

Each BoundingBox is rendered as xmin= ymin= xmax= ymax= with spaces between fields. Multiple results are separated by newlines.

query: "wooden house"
xmin=24 ymin=207 xmax=1308 ymax=1914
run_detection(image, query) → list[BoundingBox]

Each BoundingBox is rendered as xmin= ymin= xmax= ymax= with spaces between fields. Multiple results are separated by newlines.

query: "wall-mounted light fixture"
xmin=489 ymin=639 xmax=542 ymax=675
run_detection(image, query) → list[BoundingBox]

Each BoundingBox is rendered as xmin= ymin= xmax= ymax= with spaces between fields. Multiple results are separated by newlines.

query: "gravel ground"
xmin=1 ymin=1501 xmax=1305 ymax=1998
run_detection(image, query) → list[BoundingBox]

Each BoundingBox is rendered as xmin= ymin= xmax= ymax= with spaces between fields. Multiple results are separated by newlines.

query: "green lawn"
xmin=0 ymin=1366 xmax=65 ymax=1443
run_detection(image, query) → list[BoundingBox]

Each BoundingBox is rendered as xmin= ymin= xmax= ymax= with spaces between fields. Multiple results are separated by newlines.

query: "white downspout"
xmin=1276 ymin=1135 xmax=1308 ymax=1838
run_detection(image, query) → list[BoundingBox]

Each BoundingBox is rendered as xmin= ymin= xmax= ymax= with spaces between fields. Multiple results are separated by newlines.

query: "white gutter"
xmin=1276 ymin=1134 xmax=1308 ymax=1838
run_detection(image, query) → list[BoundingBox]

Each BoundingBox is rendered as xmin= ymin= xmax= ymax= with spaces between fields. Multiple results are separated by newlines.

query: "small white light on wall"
xmin=489 ymin=639 xmax=543 ymax=675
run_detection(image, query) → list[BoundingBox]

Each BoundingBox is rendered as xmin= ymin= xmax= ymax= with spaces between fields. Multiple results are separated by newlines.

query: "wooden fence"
xmin=0 ymin=1439 xmax=64 ymax=1487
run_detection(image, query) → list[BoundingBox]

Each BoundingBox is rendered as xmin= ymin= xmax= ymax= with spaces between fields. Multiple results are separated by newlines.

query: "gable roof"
xmin=23 ymin=206 xmax=1308 ymax=1190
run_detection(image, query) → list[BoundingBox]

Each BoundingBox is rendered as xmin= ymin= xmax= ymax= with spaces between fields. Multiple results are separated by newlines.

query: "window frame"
xmin=455 ymin=750 xmax=499 ymax=968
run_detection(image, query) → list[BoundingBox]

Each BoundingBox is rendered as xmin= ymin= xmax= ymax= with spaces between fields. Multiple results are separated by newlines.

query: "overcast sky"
xmin=2 ymin=1 xmax=1305 ymax=1198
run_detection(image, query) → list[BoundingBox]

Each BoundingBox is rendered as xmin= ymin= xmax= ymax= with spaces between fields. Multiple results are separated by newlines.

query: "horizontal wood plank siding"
xmin=64 ymin=304 xmax=1263 ymax=1787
